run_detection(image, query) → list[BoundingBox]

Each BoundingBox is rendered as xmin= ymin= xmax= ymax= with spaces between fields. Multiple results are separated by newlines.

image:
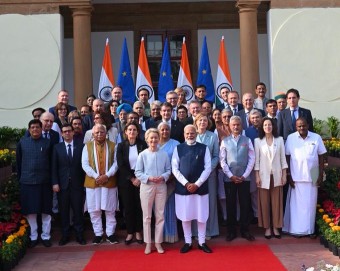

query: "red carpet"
xmin=83 ymin=244 xmax=286 ymax=271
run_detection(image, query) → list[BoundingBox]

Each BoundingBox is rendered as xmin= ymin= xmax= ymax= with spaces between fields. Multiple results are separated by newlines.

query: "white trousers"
xmin=140 ymin=182 xmax=167 ymax=244
xmin=182 ymin=220 xmax=206 ymax=245
xmin=26 ymin=213 xmax=51 ymax=241
xmin=89 ymin=210 xmax=116 ymax=237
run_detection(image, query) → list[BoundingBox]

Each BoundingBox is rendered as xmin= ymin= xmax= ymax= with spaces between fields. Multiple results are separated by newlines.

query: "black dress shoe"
xmin=274 ymin=234 xmax=281 ymax=239
xmin=180 ymin=243 xmax=192 ymax=253
xmin=241 ymin=232 xmax=255 ymax=241
xmin=59 ymin=237 xmax=70 ymax=246
xmin=125 ymin=238 xmax=133 ymax=245
xmin=264 ymin=235 xmax=272 ymax=240
xmin=76 ymin=237 xmax=87 ymax=245
xmin=41 ymin=239 xmax=52 ymax=247
xmin=226 ymin=232 xmax=237 ymax=242
xmin=198 ymin=243 xmax=212 ymax=253
xmin=136 ymin=238 xmax=143 ymax=244
xmin=29 ymin=239 xmax=39 ymax=248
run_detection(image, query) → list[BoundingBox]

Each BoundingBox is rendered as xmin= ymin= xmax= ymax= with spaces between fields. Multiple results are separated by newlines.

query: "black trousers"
xmin=224 ymin=181 xmax=251 ymax=234
xmin=119 ymin=183 xmax=143 ymax=234
xmin=57 ymin=186 xmax=84 ymax=238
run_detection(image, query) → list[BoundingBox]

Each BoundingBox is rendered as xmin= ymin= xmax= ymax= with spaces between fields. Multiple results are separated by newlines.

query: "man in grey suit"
xmin=277 ymin=88 xmax=313 ymax=141
xmin=237 ymin=93 xmax=265 ymax=130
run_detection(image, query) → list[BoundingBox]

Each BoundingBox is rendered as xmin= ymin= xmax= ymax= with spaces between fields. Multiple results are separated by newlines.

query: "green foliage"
xmin=0 ymin=126 xmax=26 ymax=149
xmin=313 ymin=118 xmax=325 ymax=137
xmin=326 ymin=116 xmax=340 ymax=138
xmin=322 ymin=167 xmax=340 ymax=207
xmin=0 ymin=175 xmax=20 ymax=222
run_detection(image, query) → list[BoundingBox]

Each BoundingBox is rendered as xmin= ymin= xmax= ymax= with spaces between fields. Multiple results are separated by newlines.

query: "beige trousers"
xmin=140 ymin=182 xmax=167 ymax=244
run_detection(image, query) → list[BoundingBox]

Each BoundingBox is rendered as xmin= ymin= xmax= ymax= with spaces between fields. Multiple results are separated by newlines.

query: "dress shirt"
xmin=64 ymin=141 xmax=74 ymax=156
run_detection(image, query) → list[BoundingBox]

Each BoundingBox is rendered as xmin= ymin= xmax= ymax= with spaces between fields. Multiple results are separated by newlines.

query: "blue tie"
xmin=291 ymin=109 xmax=297 ymax=131
xmin=67 ymin=144 xmax=72 ymax=163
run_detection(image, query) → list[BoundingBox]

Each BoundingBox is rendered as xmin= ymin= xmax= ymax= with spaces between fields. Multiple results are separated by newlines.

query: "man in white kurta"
xmin=82 ymin=124 xmax=119 ymax=245
xmin=283 ymin=117 xmax=326 ymax=236
xmin=172 ymin=125 xmax=212 ymax=253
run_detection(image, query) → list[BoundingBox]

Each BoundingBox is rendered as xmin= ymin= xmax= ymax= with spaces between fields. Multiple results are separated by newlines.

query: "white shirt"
xmin=285 ymin=131 xmax=326 ymax=182
xmin=64 ymin=140 xmax=74 ymax=156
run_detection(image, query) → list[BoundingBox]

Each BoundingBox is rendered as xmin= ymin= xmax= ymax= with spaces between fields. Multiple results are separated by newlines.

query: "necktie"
xmin=44 ymin=132 xmax=49 ymax=139
xmin=291 ymin=109 xmax=297 ymax=131
xmin=233 ymin=108 xmax=237 ymax=115
xmin=172 ymin=109 xmax=177 ymax=120
xmin=246 ymin=112 xmax=251 ymax=127
xmin=67 ymin=144 xmax=72 ymax=163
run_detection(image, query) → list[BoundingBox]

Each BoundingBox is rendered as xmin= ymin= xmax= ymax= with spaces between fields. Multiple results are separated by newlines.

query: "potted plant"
xmin=326 ymin=116 xmax=340 ymax=139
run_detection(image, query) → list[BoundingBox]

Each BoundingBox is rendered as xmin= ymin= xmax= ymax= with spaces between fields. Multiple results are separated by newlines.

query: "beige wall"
xmin=0 ymin=13 xmax=63 ymax=128
xmin=268 ymin=8 xmax=340 ymax=119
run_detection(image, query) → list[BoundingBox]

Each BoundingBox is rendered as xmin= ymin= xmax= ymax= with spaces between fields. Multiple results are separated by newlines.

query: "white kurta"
xmin=82 ymin=142 xmax=119 ymax=212
xmin=283 ymin=131 xmax=326 ymax=235
xmin=172 ymin=143 xmax=211 ymax=223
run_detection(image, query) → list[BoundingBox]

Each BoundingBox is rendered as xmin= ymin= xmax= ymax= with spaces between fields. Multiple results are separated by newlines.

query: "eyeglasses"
xmin=222 ymin=115 xmax=232 ymax=119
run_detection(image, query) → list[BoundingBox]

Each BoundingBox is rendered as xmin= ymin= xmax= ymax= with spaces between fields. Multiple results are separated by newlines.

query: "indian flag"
xmin=98 ymin=38 xmax=115 ymax=102
xmin=135 ymin=37 xmax=154 ymax=102
xmin=177 ymin=37 xmax=194 ymax=102
xmin=215 ymin=36 xmax=233 ymax=105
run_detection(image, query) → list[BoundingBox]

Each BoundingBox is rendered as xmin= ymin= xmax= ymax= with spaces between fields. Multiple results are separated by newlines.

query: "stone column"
xmin=70 ymin=5 xmax=93 ymax=108
xmin=236 ymin=1 xmax=261 ymax=95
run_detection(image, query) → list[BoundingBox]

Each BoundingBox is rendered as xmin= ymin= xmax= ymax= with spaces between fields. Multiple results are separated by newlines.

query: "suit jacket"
xmin=52 ymin=140 xmax=85 ymax=190
xmin=49 ymin=104 xmax=77 ymax=118
xmin=116 ymin=139 xmax=147 ymax=187
xmin=254 ymin=136 xmax=288 ymax=189
xmin=277 ymin=107 xmax=313 ymax=140
xmin=82 ymin=114 xmax=94 ymax=132
xmin=237 ymin=108 xmax=265 ymax=130
xmin=155 ymin=119 xmax=185 ymax=143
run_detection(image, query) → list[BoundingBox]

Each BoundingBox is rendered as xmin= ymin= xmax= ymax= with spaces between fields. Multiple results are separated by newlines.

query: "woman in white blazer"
xmin=254 ymin=117 xmax=288 ymax=239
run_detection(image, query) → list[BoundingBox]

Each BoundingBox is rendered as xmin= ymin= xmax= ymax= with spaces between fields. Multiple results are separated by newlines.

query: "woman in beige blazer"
xmin=254 ymin=117 xmax=288 ymax=239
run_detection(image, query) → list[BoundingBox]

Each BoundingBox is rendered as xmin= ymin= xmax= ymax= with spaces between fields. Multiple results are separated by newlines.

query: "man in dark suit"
xmin=133 ymin=101 xmax=149 ymax=124
xmin=49 ymin=90 xmax=77 ymax=117
xmin=227 ymin=91 xmax=243 ymax=115
xmin=82 ymin=99 xmax=105 ymax=132
xmin=277 ymin=88 xmax=313 ymax=141
xmin=237 ymin=93 xmax=265 ymax=130
xmin=185 ymin=100 xmax=202 ymax=125
xmin=52 ymin=124 xmax=86 ymax=246
xmin=265 ymin=99 xmax=279 ymax=127
xmin=143 ymin=101 xmax=162 ymax=130
xmin=111 ymin=86 xmax=134 ymax=105
xmin=216 ymin=87 xmax=230 ymax=110
xmin=40 ymin=112 xmax=60 ymax=146
xmin=154 ymin=102 xmax=185 ymax=143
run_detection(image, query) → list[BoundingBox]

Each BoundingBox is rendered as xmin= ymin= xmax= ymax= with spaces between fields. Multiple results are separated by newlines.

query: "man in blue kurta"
xmin=16 ymin=119 xmax=53 ymax=248
xmin=172 ymin=125 xmax=212 ymax=253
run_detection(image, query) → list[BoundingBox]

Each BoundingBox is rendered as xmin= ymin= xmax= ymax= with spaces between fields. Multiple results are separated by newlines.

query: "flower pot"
xmin=320 ymin=235 xmax=325 ymax=246
xmin=329 ymin=242 xmax=335 ymax=252
xmin=324 ymin=239 xmax=329 ymax=248
xmin=332 ymin=244 xmax=339 ymax=256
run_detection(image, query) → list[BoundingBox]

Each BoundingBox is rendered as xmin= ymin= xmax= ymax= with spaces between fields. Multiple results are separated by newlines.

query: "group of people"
xmin=16 ymin=83 xmax=326 ymax=255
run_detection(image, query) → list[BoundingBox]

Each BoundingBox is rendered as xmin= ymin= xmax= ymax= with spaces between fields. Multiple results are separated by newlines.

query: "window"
xmin=141 ymin=30 xmax=190 ymax=99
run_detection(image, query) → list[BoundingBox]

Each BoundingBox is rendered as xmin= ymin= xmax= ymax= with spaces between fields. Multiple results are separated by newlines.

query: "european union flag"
xmin=117 ymin=38 xmax=135 ymax=103
xmin=158 ymin=38 xmax=174 ymax=102
xmin=197 ymin=36 xmax=215 ymax=102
